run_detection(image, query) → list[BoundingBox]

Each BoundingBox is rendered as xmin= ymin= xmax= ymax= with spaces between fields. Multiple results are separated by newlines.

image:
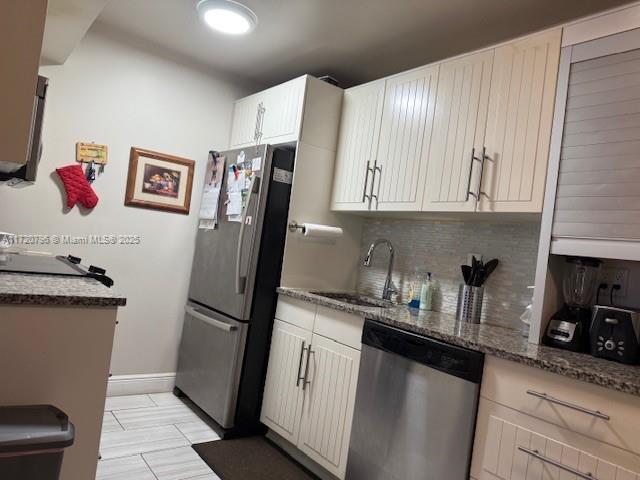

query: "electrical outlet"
xmin=467 ymin=253 xmax=483 ymax=265
xmin=600 ymin=267 xmax=629 ymax=297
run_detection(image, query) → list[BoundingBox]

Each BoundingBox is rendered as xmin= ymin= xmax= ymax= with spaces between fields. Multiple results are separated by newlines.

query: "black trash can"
xmin=0 ymin=405 xmax=75 ymax=480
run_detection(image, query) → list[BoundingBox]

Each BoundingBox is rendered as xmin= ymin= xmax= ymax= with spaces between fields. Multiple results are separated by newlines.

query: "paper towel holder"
xmin=288 ymin=220 xmax=305 ymax=233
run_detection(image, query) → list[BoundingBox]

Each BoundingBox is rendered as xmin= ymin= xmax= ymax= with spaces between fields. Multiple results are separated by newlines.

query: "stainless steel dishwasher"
xmin=346 ymin=320 xmax=484 ymax=480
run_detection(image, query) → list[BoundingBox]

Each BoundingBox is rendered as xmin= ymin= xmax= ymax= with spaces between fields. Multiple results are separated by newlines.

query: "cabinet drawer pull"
xmin=302 ymin=346 xmax=314 ymax=390
xmin=518 ymin=447 xmax=596 ymax=479
xmin=296 ymin=342 xmax=306 ymax=387
xmin=526 ymin=390 xmax=610 ymax=420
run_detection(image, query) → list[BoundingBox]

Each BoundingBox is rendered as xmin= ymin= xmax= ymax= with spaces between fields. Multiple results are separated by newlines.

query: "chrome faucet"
xmin=363 ymin=239 xmax=397 ymax=301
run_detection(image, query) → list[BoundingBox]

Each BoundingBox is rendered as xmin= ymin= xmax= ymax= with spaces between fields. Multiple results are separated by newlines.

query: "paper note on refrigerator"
xmin=198 ymin=153 xmax=225 ymax=230
xmin=226 ymin=191 xmax=242 ymax=217
xmin=199 ymin=186 xmax=221 ymax=219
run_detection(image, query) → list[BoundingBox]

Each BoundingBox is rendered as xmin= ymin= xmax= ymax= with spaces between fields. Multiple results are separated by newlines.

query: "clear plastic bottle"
xmin=408 ymin=267 xmax=421 ymax=308
xmin=419 ymin=272 xmax=433 ymax=311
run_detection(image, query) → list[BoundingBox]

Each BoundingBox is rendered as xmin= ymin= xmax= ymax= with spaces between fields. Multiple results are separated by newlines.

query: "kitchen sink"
xmin=312 ymin=292 xmax=394 ymax=308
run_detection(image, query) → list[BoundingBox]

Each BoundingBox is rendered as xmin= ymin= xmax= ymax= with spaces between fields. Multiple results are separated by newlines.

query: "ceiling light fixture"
xmin=197 ymin=0 xmax=258 ymax=35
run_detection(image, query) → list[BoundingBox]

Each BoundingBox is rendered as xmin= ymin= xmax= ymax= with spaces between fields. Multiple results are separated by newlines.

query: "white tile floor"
xmin=97 ymin=393 xmax=221 ymax=480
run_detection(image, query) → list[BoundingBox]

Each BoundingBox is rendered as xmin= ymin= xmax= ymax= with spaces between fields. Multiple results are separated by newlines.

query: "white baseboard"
xmin=107 ymin=372 xmax=176 ymax=397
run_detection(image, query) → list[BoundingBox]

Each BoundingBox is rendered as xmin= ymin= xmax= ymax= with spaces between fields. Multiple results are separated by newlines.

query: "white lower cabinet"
xmin=261 ymin=297 xmax=363 ymax=479
xmin=472 ymin=399 xmax=640 ymax=480
xmin=298 ymin=334 xmax=361 ymax=478
xmin=260 ymin=319 xmax=311 ymax=445
xmin=471 ymin=357 xmax=640 ymax=480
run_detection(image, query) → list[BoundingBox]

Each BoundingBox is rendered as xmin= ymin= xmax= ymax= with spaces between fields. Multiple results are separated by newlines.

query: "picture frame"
xmin=125 ymin=147 xmax=195 ymax=214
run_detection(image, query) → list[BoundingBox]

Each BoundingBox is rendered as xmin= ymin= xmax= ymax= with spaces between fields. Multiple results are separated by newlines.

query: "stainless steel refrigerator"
xmin=175 ymin=145 xmax=294 ymax=436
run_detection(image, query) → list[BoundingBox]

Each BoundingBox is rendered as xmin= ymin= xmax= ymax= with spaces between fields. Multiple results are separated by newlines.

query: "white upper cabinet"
xmin=330 ymin=28 xmax=562 ymax=214
xmin=423 ymin=51 xmax=493 ymax=212
xmin=374 ymin=66 xmax=439 ymax=211
xmin=229 ymin=93 xmax=265 ymax=148
xmin=331 ymin=79 xmax=386 ymax=211
xmin=480 ymin=29 xmax=562 ymax=212
xmin=261 ymin=76 xmax=306 ymax=144
xmin=229 ymin=76 xmax=306 ymax=149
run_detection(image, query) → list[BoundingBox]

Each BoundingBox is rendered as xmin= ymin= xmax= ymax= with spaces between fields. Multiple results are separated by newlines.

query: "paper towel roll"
xmin=301 ymin=223 xmax=343 ymax=239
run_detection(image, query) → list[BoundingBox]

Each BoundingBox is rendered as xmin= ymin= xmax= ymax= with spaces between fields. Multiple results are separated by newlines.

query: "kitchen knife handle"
xmin=235 ymin=175 xmax=260 ymax=295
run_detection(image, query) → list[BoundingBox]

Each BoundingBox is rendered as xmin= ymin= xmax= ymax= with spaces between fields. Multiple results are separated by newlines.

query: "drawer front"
xmin=313 ymin=306 xmax=364 ymax=350
xmin=482 ymin=356 xmax=640 ymax=456
xmin=275 ymin=296 xmax=317 ymax=331
xmin=471 ymin=399 xmax=640 ymax=479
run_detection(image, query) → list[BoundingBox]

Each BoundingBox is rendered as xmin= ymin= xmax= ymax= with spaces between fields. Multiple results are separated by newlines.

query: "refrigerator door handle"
xmin=235 ymin=174 xmax=261 ymax=295
xmin=184 ymin=305 xmax=237 ymax=332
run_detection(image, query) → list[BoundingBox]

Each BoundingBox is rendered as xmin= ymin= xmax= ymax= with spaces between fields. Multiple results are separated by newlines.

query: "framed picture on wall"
xmin=125 ymin=147 xmax=195 ymax=214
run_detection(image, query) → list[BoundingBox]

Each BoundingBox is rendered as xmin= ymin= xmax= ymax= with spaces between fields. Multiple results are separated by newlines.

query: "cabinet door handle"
xmin=296 ymin=342 xmax=306 ymax=387
xmin=466 ymin=148 xmax=479 ymax=202
xmin=370 ymin=163 xmax=382 ymax=209
xmin=477 ymin=146 xmax=488 ymax=199
xmin=518 ymin=447 xmax=597 ymax=479
xmin=526 ymin=390 xmax=610 ymax=420
xmin=362 ymin=161 xmax=373 ymax=203
xmin=257 ymin=102 xmax=266 ymax=141
xmin=253 ymin=104 xmax=261 ymax=142
xmin=302 ymin=345 xmax=314 ymax=390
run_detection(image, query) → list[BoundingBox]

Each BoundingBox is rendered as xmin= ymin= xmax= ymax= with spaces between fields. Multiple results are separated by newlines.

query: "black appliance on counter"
xmin=544 ymin=257 xmax=601 ymax=352
xmin=0 ymin=253 xmax=113 ymax=287
xmin=590 ymin=305 xmax=640 ymax=365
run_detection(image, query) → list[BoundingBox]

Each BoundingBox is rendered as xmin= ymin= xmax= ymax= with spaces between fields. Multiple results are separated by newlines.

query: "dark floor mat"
xmin=193 ymin=436 xmax=318 ymax=480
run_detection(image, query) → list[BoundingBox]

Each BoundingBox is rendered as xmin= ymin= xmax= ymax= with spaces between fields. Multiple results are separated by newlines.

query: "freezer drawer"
xmin=176 ymin=303 xmax=248 ymax=429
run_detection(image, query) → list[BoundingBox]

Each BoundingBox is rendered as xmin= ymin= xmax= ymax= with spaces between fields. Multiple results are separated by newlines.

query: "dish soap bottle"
xmin=419 ymin=273 xmax=433 ymax=311
xmin=407 ymin=268 xmax=421 ymax=308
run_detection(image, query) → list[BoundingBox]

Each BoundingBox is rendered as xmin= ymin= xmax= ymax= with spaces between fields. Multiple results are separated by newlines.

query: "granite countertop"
xmin=0 ymin=272 xmax=127 ymax=307
xmin=277 ymin=287 xmax=640 ymax=397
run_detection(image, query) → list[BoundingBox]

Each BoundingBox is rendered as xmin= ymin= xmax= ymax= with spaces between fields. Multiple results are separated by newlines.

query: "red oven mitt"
xmin=55 ymin=164 xmax=99 ymax=209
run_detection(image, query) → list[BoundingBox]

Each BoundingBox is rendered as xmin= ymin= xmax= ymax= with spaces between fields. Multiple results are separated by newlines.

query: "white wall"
xmin=0 ymin=24 xmax=250 ymax=375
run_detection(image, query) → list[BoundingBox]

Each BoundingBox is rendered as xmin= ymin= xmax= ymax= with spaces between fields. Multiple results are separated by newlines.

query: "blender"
xmin=544 ymin=257 xmax=601 ymax=352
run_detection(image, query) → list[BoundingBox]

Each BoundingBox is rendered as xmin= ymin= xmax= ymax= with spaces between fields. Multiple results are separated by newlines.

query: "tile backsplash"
xmin=357 ymin=218 xmax=540 ymax=330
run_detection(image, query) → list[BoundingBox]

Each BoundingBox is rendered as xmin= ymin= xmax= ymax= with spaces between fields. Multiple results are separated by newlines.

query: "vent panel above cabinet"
xmin=553 ymin=47 xmax=640 ymax=242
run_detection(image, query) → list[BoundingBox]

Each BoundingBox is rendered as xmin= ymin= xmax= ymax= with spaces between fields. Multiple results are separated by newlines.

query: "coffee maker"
xmin=544 ymin=257 xmax=601 ymax=352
